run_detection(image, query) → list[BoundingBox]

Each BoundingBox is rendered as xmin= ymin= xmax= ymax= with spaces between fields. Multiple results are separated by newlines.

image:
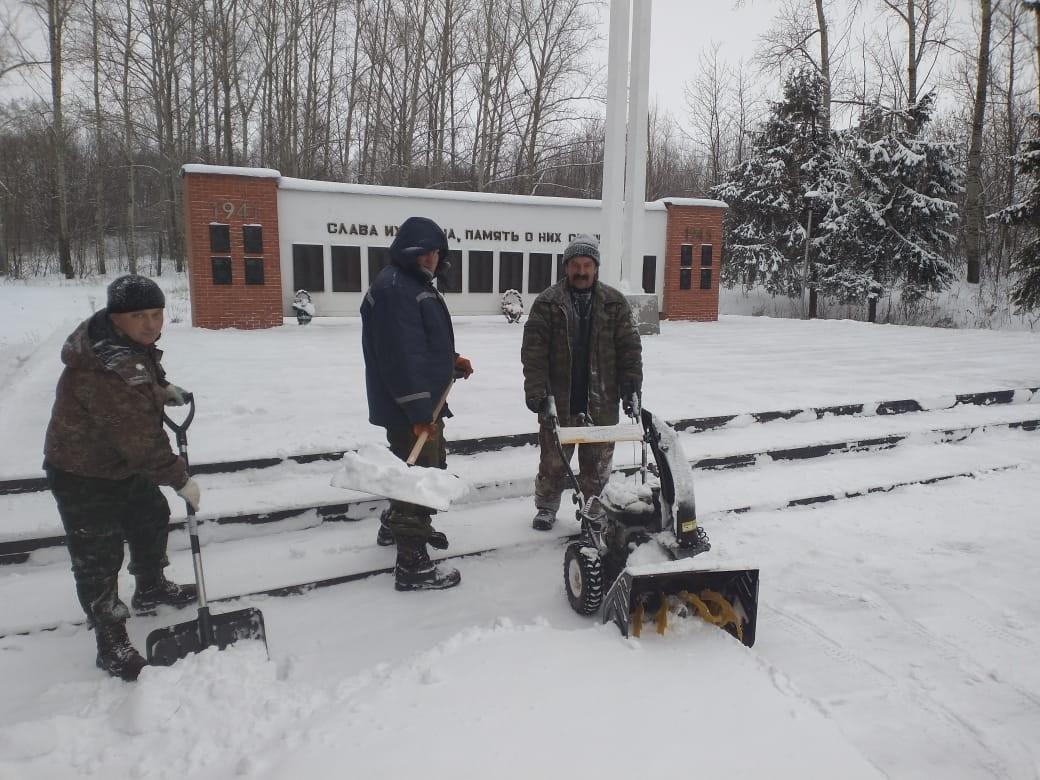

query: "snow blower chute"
xmin=546 ymin=394 xmax=759 ymax=646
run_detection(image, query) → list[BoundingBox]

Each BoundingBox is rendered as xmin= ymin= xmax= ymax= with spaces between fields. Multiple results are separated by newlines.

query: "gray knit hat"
xmin=107 ymin=274 xmax=166 ymax=313
xmin=562 ymin=234 xmax=600 ymax=266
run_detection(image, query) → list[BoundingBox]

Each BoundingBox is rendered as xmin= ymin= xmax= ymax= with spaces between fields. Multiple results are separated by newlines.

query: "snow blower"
xmin=546 ymin=394 xmax=759 ymax=646
xmin=146 ymin=395 xmax=269 ymax=666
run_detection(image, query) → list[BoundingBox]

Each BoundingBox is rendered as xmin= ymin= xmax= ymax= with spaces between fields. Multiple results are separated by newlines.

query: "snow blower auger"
xmin=546 ymin=394 xmax=759 ymax=647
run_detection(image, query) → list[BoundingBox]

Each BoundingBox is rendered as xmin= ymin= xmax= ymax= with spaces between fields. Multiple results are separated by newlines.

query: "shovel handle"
xmin=406 ymin=380 xmax=454 ymax=465
xmin=161 ymin=395 xmax=211 ymax=617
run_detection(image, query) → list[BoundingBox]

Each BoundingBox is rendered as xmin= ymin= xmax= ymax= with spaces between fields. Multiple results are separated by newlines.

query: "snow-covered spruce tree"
xmin=712 ymin=68 xmax=843 ymax=297
xmin=823 ymin=95 xmax=960 ymax=321
xmin=990 ymin=113 xmax=1040 ymax=312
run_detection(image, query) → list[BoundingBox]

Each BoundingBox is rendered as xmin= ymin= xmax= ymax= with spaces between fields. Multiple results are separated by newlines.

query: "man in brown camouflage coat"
xmin=44 ymin=275 xmax=201 ymax=681
xmin=521 ymin=234 xmax=643 ymax=530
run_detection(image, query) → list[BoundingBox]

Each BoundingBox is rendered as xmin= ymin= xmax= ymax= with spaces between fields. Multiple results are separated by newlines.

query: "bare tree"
xmin=684 ymin=43 xmax=738 ymax=188
xmin=874 ymin=0 xmax=953 ymax=130
xmin=33 ymin=0 xmax=76 ymax=277
xmin=964 ymin=0 xmax=993 ymax=285
xmin=753 ymin=0 xmax=838 ymax=132
xmin=512 ymin=0 xmax=599 ymax=194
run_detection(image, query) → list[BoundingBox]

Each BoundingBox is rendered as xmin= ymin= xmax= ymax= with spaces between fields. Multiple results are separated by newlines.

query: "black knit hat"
xmin=562 ymin=234 xmax=600 ymax=266
xmin=106 ymin=275 xmax=166 ymax=313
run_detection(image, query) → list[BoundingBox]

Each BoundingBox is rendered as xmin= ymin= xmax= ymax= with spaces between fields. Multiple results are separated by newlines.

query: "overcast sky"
xmin=644 ymin=0 xmax=775 ymax=116
xmin=625 ymin=0 xmax=983 ymax=121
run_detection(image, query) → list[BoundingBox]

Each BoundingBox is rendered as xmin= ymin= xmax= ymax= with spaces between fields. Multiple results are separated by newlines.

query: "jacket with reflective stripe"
xmin=361 ymin=258 xmax=456 ymax=429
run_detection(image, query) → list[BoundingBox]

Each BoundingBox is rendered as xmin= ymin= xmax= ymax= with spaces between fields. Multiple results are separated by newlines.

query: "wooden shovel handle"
xmin=406 ymin=380 xmax=454 ymax=465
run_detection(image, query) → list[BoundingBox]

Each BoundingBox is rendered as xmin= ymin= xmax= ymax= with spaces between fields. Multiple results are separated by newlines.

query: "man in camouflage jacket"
xmin=521 ymin=234 xmax=643 ymax=530
xmin=44 ymin=275 xmax=200 ymax=681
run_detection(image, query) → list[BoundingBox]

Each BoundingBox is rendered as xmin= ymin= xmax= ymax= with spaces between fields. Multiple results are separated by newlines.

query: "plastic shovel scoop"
xmin=331 ymin=444 xmax=468 ymax=511
xmin=331 ymin=381 xmax=467 ymax=511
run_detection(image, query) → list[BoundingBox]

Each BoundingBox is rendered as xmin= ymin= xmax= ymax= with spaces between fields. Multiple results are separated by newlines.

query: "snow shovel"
xmin=146 ymin=394 xmax=269 ymax=666
xmin=330 ymin=380 xmax=467 ymax=511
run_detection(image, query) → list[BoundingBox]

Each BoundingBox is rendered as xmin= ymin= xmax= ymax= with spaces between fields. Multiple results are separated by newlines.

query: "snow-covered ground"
xmin=0 ymin=274 xmax=1039 ymax=779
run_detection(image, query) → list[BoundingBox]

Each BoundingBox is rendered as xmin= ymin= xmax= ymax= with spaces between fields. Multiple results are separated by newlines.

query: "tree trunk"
xmin=1036 ymin=5 xmax=1040 ymax=112
xmin=814 ymin=0 xmax=831 ymax=135
xmin=906 ymin=0 xmax=917 ymax=108
xmin=0 ymin=198 xmax=8 ymax=276
xmin=48 ymin=0 xmax=73 ymax=279
xmin=124 ymin=0 xmax=137 ymax=274
xmin=964 ymin=0 xmax=992 ymax=285
xmin=91 ymin=0 xmax=106 ymax=275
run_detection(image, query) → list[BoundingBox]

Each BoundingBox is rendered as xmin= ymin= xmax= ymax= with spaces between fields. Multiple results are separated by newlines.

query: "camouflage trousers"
xmin=535 ymin=416 xmax=614 ymax=515
xmin=384 ymin=420 xmax=446 ymax=543
xmin=45 ymin=465 xmax=171 ymax=626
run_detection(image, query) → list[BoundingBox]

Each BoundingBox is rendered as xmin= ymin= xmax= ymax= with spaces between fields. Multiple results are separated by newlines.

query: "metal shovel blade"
xmin=602 ymin=567 xmax=759 ymax=647
xmin=146 ymin=606 xmax=268 ymax=666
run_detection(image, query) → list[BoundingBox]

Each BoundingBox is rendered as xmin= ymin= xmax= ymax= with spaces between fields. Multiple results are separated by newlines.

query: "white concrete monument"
xmin=601 ymin=0 xmax=658 ymax=335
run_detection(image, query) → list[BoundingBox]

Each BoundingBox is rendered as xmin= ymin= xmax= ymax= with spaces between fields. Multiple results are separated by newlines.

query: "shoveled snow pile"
xmin=0 ymin=620 xmax=882 ymax=780
xmin=600 ymin=476 xmax=656 ymax=514
xmin=331 ymin=444 xmax=468 ymax=510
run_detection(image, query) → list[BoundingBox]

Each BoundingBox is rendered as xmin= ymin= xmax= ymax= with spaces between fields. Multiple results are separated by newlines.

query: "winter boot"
xmin=95 ymin=622 xmax=147 ymax=681
xmin=394 ymin=540 xmax=461 ymax=592
xmin=532 ymin=508 xmax=557 ymax=531
xmin=132 ymin=573 xmax=198 ymax=612
xmin=376 ymin=520 xmax=396 ymax=547
xmin=378 ymin=510 xmax=448 ymax=549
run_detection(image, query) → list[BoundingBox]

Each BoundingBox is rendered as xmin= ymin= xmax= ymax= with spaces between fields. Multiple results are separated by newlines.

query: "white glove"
xmin=176 ymin=478 xmax=201 ymax=512
xmin=163 ymin=384 xmax=191 ymax=406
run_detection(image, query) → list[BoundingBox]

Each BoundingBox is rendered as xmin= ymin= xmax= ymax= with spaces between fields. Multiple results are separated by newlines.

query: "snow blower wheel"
xmin=564 ymin=542 xmax=603 ymax=615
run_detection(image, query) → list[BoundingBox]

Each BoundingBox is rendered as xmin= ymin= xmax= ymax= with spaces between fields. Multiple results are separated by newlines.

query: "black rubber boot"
xmin=395 ymin=540 xmax=461 ymax=592
xmin=132 ymin=574 xmax=198 ymax=612
xmin=378 ymin=520 xmax=448 ymax=550
xmin=95 ymin=622 xmax=147 ymax=681
xmin=376 ymin=521 xmax=396 ymax=547
xmin=532 ymin=508 xmax=556 ymax=531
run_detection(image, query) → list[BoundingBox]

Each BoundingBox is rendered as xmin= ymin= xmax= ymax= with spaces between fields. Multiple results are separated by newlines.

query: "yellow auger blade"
xmin=655 ymin=595 xmax=669 ymax=635
xmin=604 ymin=567 xmax=759 ymax=646
xmin=679 ymin=589 xmax=744 ymax=643
xmin=631 ymin=600 xmax=644 ymax=638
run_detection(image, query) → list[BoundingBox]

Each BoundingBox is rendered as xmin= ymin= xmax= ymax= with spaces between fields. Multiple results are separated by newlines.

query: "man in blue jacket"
xmin=361 ymin=216 xmax=474 ymax=591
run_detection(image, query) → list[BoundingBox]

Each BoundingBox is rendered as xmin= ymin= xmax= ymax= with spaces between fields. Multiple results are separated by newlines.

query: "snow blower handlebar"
xmin=543 ymin=393 xmax=586 ymax=506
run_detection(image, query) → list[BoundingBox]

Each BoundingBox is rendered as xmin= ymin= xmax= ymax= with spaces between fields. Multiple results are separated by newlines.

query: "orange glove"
xmin=412 ymin=422 xmax=439 ymax=440
xmin=454 ymin=355 xmax=474 ymax=379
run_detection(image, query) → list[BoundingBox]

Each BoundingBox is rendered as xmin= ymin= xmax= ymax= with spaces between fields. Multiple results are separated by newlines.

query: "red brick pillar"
xmin=181 ymin=166 xmax=283 ymax=329
xmin=661 ymin=202 xmax=725 ymax=322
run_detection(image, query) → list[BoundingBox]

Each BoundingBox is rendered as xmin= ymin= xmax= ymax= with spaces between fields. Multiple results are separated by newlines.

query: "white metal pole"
xmin=600 ymin=0 xmax=631 ymax=288
xmin=621 ymin=0 xmax=651 ymax=292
